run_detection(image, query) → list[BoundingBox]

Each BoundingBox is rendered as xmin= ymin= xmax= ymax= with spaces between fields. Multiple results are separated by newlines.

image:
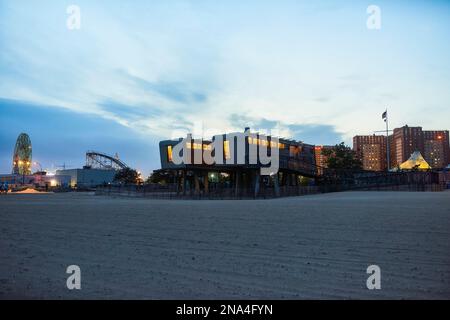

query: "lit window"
xmin=167 ymin=145 xmax=173 ymax=162
xmin=224 ymin=140 xmax=231 ymax=160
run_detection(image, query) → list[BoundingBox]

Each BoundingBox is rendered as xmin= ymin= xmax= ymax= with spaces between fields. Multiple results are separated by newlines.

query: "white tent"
xmin=399 ymin=151 xmax=431 ymax=170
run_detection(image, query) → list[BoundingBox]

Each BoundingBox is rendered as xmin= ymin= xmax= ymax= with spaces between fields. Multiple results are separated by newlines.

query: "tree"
xmin=146 ymin=170 xmax=175 ymax=185
xmin=299 ymin=176 xmax=313 ymax=186
xmin=322 ymin=142 xmax=362 ymax=170
xmin=114 ymin=168 xmax=139 ymax=184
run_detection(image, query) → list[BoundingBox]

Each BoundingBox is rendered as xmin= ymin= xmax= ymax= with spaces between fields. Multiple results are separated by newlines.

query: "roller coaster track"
xmin=85 ymin=151 xmax=129 ymax=170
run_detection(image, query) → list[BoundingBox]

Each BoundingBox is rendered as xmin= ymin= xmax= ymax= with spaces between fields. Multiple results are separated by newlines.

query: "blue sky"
xmin=1 ymin=0 xmax=449 ymax=175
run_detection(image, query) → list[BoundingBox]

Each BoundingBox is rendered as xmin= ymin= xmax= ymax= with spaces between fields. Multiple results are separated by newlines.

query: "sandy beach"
xmin=1 ymin=191 xmax=449 ymax=299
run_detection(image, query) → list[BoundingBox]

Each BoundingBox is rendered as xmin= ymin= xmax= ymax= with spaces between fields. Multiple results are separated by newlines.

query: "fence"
xmin=95 ymin=184 xmax=321 ymax=200
xmin=95 ymin=180 xmax=444 ymax=200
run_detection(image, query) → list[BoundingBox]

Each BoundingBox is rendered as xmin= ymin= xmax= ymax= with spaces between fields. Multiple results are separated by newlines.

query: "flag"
xmin=382 ymin=110 xmax=387 ymax=122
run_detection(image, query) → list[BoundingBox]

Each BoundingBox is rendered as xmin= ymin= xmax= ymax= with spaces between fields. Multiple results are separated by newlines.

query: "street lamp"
xmin=382 ymin=109 xmax=390 ymax=171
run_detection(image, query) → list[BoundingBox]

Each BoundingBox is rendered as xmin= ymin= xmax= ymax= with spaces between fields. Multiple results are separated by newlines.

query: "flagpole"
xmin=385 ymin=109 xmax=390 ymax=171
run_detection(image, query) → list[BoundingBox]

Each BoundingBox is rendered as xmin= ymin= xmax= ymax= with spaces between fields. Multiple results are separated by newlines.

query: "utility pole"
xmin=383 ymin=109 xmax=390 ymax=171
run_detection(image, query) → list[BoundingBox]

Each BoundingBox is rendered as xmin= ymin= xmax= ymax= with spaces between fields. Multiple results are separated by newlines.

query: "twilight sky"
xmin=1 ymin=0 xmax=449 ymax=175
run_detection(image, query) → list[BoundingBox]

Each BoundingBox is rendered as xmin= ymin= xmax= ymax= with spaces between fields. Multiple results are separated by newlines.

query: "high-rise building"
xmin=353 ymin=135 xmax=387 ymax=171
xmin=354 ymin=125 xmax=449 ymax=171
xmin=390 ymin=125 xmax=450 ymax=169
xmin=392 ymin=125 xmax=424 ymax=167
xmin=314 ymin=145 xmax=335 ymax=174
xmin=423 ymin=130 xmax=450 ymax=169
xmin=314 ymin=146 xmax=327 ymax=168
xmin=368 ymin=125 xmax=450 ymax=170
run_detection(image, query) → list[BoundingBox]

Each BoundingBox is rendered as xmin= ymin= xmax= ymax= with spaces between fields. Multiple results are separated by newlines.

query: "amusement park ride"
xmin=12 ymin=133 xmax=32 ymax=175
xmin=84 ymin=151 xmax=129 ymax=170
xmin=11 ymin=132 xmax=129 ymax=176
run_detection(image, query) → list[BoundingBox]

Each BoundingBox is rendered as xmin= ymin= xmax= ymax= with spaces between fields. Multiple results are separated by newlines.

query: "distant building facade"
xmin=314 ymin=145 xmax=334 ymax=174
xmin=391 ymin=126 xmax=449 ymax=169
xmin=353 ymin=135 xmax=387 ymax=171
xmin=423 ymin=130 xmax=450 ymax=169
xmin=354 ymin=125 xmax=450 ymax=171
xmin=0 ymin=173 xmax=70 ymax=187
xmin=54 ymin=151 xmax=128 ymax=188
xmin=392 ymin=126 xmax=424 ymax=167
xmin=56 ymin=168 xmax=116 ymax=188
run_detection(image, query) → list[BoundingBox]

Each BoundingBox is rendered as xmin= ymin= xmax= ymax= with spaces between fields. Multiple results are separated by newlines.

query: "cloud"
xmin=287 ymin=124 xmax=344 ymax=145
xmin=118 ymin=70 xmax=208 ymax=104
xmin=229 ymin=114 xmax=343 ymax=145
xmin=0 ymin=0 xmax=449 ymax=166
xmin=99 ymin=99 xmax=163 ymax=120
